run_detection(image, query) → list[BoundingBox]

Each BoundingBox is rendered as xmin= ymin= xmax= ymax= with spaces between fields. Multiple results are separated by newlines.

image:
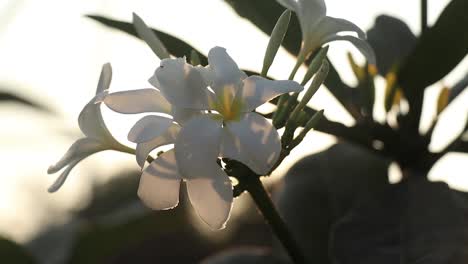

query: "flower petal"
xmin=150 ymin=58 xmax=213 ymax=109
xmin=171 ymin=108 xmax=202 ymax=125
xmin=321 ymin=34 xmax=376 ymax=65
xmin=207 ymin=47 xmax=247 ymax=98
xmin=101 ymin=88 xmax=172 ymax=115
xmin=186 ymin=174 xmax=233 ymax=229
xmin=316 ymin=16 xmax=366 ymax=40
xmin=48 ymin=157 xmax=85 ymax=193
xmin=128 ymin=115 xmax=174 ymax=143
xmin=239 ymin=76 xmax=303 ymax=112
xmin=174 ymin=114 xmax=223 ymax=179
xmin=48 ymin=138 xmax=106 ymax=174
xmin=221 ymin=113 xmax=281 ymax=175
xmin=137 ymin=149 xmax=182 ymax=210
xmin=136 ymin=124 xmax=180 ymax=168
xmin=281 ymin=0 xmax=326 ymax=40
xmin=96 ymin=63 xmax=112 ymax=94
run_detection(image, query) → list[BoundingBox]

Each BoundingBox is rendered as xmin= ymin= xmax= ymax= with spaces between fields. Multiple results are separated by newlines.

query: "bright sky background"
xmin=0 ymin=0 xmax=466 ymax=242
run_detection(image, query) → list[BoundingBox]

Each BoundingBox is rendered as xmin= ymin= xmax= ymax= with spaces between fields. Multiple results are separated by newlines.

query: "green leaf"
xmin=397 ymin=0 xmax=468 ymax=119
xmin=261 ymin=10 xmax=291 ymax=76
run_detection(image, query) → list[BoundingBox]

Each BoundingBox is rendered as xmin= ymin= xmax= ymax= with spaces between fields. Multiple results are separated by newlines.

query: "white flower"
xmin=277 ymin=0 xmax=376 ymax=64
xmin=140 ymin=46 xmax=303 ymax=229
xmin=48 ymin=63 xmax=130 ymax=192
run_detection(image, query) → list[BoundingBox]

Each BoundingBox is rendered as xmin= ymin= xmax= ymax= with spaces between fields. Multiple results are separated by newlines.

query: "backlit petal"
xmin=207 ymin=47 xmax=246 ymax=99
xmin=78 ymin=95 xmax=114 ymax=141
xmin=137 ymin=149 xmax=182 ymax=210
xmin=316 ymin=16 xmax=366 ymax=41
xmin=186 ymin=174 xmax=233 ymax=229
xmin=48 ymin=138 xmax=106 ymax=174
xmin=96 ymin=63 xmax=112 ymax=94
xmin=174 ymin=114 xmax=223 ymax=179
xmin=150 ymin=58 xmax=213 ymax=109
xmin=136 ymin=124 xmax=180 ymax=168
xmin=222 ymin=113 xmax=281 ymax=175
xmin=132 ymin=13 xmax=170 ymax=59
xmin=101 ymin=89 xmax=172 ymax=115
xmin=321 ymin=34 xmax=376 ymax=65
xmin=128 ymin=115 xmax=173 ymax=143
xmin=239 ymin=76 xmax=303 ymax=112
xmin=48 ymin=157 xmax=85 ymax=193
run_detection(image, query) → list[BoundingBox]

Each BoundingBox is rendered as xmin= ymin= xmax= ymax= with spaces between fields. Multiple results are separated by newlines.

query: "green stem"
xmin=244 ymin=176 xmax=307 ymax=264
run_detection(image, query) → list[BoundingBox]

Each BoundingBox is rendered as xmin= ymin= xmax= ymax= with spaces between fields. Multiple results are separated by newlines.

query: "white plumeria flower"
xmin=48 ymin=63 xmax=131 ymax=192
xmin=138 ymin=46 xmax=303 ymax=229
xmin=277 ymin=0 xmax=376 ymax=64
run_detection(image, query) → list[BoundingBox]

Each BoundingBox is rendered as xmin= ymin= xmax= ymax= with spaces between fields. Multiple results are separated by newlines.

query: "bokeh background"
xmin=0 ymin=0 xmax=467 ymax=263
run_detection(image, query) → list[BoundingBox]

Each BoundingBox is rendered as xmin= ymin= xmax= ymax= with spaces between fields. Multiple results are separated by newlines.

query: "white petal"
xmin=102 ymin=89 xmax=172 ymax=115
xmin=96 ymin=63 xmax=112 ymax=94
xmin=174 ymin=114 xmax=223 ymax=179
xmin=136 ymin=124 xmax=180 ymax=168
xmin=48 ymin=138 xmax=106 ymax=174
xmin=48 ymin=157 xmax=85 ymax=193
xmin=186 ymin=174 xmax=233 ymax=229
xmin=132 ymin=13 xmax=170 ymax=59
xmin=150 ymin=58 xmax=213 ymax=109
xmin=293 ymin=0 xmax=327 ymax=40
xmin=78 ymin=95 xmax=114 ymax=141
xmin=207 ymin=47 xmax=247 ymax=98
xmin=316 ymin=16 xmax=366 ymax=40
xmin=222 ymin=113 xmax=281 ymax=175
xmin=128 ymin=115 xmax=174 ymax=143
xmin=239 ymin=76 xmax=303 ymax=112
xmin=171 ymin=108 xmax=201 ymax=125
xmin=321 ymin=34 xmax=376 ymax=65
xmin=137 ymin=149 xmax=182 ymax=210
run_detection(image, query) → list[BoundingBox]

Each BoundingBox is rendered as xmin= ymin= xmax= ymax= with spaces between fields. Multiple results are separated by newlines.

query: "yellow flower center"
xmin=208 ymin=87 xmax=243 ymax=122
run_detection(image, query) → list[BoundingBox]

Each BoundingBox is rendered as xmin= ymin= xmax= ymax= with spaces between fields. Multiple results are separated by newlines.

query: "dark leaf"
xmin=0 ymin=237 xmax=37 ymax=264
xmin=0 ymin=91 xmax=50 ymax=112
xmin=449 ymin=73 xmax=468 ymax=102
xmin=331 ymin=176 xmax=468 ymax=263
xmin=367 ymin=15 xmax=417 ymax=75
xmin=86 ymin=15 xmax=208 ymax=66
xmin=398 ymin=0 xmax=468 ymax=116
xmin=276 ymin=143 xmax=390 ymax=263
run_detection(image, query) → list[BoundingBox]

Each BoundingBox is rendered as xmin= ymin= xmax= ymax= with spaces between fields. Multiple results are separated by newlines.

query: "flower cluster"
xmin=48 ymin=0 xmax=373 ymax=230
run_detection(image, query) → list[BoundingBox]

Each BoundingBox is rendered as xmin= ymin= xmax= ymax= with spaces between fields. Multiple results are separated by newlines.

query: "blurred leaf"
xmin=0 ymin=237 xmax=37 ymax=264
xmin=223 ymin=0 xmax=357 ymax=115
xmin=331 ymin=176 xmax=468 ymax=263
xmin=86 ymin=14 xmax=261 ymax=79
xmin=86 ymin=15 xmax=208 ymax=65
xmin=0 ymin=91 xmax=50 ymax=112
xmin=276 ymin=143 xmax=390 ymax=263
xmin=398 ymin=0 xmax=468 ymax=118
xmin=367 ymin=15 xmax=416 ymax=75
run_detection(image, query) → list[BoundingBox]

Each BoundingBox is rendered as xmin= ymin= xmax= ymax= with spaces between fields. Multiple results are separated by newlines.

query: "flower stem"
xmin=244 ymin=176 xmax=307 ymax=264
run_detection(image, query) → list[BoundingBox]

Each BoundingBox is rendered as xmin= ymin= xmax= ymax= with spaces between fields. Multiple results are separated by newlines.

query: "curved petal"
xmin=136 ymin=124 xmax=180 ymax=168
xmin=174 ymin=114 xmax=223 ymax=179
xmin=48 ymin=157 xmax=85 ymax=193
xmin=149 ymin=58 xmax=213 ymax=109
xmin=96 ymin=63 xmax=112 ymax=94
xmin=186 ymin=174 xmax=233 ymax=229
xmin=221 ymin=113 xmax=281 ymax=175
xmin=78 ymin=96 xmax=114 ymax=142
xmin=293 ymin=0 xmax=327 ymax=40
xmin=207 ymin=47 xmax=247 ymax=98
xmin=48 ymin=138 xmax=106 ymax=174
xmin=239 ymin=76 xmax=303 ymax=112
xmin=321 ymin=34 xmax=376 ymax=65
xmin=137 ymin=149 xmax=182 ymax=210
xmin=316 ymin=16 xmax=366 ymax=40
xmin=101 ymin=88 xmax=172 ymax=115
xmin=128 ymin=115 xmax=173 ymax=143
